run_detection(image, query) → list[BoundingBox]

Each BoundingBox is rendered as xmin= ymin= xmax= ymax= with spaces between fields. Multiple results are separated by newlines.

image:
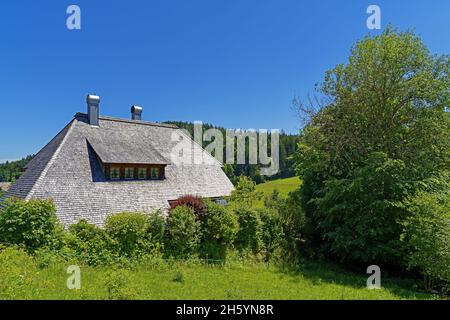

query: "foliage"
xmin=234 ymin=207 xmax=262 ymax=253
xmin=104 ymin=269 xmax=136 ymax=300
xmin=293 ymin=28 xmax=450 ymax=277
xmin=169 ymin=195 xmax=207 ymax=221
xmin=165 ymin=205 xmax=201 ymax=258
xmin=200 ymin=200 xmax=238 ymax=260
xmin=262 ymin=189 xmax=306 ymax=260
xmin=294 ymin=28 xmax=449 ymax=181
xmin=401 ymin=178 xmax=450 ymax=293
xmin=0 ymin=198 xmax=62 ymax=251
xmin=254 ymin=177 xmax=301 ymax=208
xmin=67 ymin=219 xmax=117 ymax=265
xmin=258 ymin=207 xmax=283 ymax=261
xmin=229 ymin=175 xmax=263 ymax=207
xmin=0 ymin=155 xmax=34 ymax=182
xmin=312 ymin=153 xmax=410 ymax=264
xmin=105 ymin=212 xmax=152 ymax=258
xmin=147 ymin=210 xmax=166 ymax=249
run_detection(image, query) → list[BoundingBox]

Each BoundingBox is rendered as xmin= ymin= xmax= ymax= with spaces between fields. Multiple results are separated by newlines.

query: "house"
xmin=3 ymin=95 xmax=234 ymax=226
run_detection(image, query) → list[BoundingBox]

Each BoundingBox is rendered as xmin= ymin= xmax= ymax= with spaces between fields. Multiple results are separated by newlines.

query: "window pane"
xmin=124 ymin=167 xmax=134 ymax=179
xmin=138 ymin=168 xmax=147 ymax=180
xmin=151 ymin=167 xmax=159 ymax=179
xmin=110 ymin=167 xmax=120 ymax=180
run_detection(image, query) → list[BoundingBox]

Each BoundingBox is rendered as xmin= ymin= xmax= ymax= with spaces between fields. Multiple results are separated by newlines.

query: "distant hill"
xmin=253 ymin=176 xmax=302 ymax=208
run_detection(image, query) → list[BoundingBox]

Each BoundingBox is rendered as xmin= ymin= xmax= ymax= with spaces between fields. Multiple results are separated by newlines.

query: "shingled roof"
xmin=4 ymin=111 xmax=234 ymax=226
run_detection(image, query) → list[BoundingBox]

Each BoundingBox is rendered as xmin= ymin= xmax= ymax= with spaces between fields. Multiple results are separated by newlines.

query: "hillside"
xmin=254 ymin=176 xmax=301 ymax=208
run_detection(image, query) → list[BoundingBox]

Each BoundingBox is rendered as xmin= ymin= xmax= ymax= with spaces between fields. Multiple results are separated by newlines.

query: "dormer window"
xmin=124 ymin=167 xmax=134 ymax=179
xmin=138 ymin=168 xmax=147 ymax=180
xmin=104 ymin=164 xmax=165 ymax=181
xmin=110 ymin=167 xmax=120 ymax=180
xmin=150 ymin=167 xmax=159 ymax=180
xmin=86 ymin=138 xmax=167 ymax=182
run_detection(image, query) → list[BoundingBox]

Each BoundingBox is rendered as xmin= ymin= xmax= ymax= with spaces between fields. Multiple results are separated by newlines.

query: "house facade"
xmin=3 ymin=95 xmax=234 ymax=226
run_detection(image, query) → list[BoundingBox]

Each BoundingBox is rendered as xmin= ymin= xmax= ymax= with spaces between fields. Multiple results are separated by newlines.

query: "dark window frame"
xmin=104 ymin=163 xmax=165 ymax=181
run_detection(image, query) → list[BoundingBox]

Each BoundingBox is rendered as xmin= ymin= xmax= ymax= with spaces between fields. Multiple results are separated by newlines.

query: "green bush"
xmin=147 ymin=211 xmax=166 ymax=251
xmin=229 ymin=175 xmax=262 ymax=207
xmin=67 ymin=219 xmax=117 ymax=265
xmin=105 ymin=212 xmax=151 ymax=258
xmin=311 ymin=153 xmax=409 ymax=265
xmin=258 ymin=207 xmax=284 ymax=261
xmin=0 ymin=198 xmax=62 ymax=251
xmin=200 ymin=201 xmax=238 ymax=260
xmin=165 ymin=205 xmax=200 ymax=258
xmin=234 ymin=207 xmax=262 ymax=253
xmin=104 ymin=269 xmax=136 ymax=300
xmin=279 ymin=189 xmax=307 ymax=259
xmin=402 ymin=187 xmax=450 ymax=293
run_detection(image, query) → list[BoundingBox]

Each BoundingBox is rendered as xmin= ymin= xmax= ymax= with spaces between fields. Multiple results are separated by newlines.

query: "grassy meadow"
xmin=0 ymin=248 xmax=434 ymax=300
xmin=254 ymin=177 xmax=301 ymax=208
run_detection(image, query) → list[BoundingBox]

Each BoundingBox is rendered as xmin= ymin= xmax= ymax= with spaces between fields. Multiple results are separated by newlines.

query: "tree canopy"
xmin=293 ymin=28 xmax=449 ymax=285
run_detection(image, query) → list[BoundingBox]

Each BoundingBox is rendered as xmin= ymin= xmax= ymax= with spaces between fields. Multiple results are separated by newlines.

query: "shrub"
xmin=0 ymin=198 xmax=62 ymax=251
xmin=258 ymin=207 xmax=284 ymax=261
xmin=402 ymin=187 xmax=450 ymax=293
xmin=105 ymin=212 xmax=151 ymax=258
xmin=165 ymin=205 xmax=200 ymax=258
xmin=234 ymin=207 xmax=262 ymax=253
xmin=147 ymin=210 xmax=166 ymax=251
xmin=229 ymin=176 xmax=262 ymax=207
xmin=67 ymin=219 xmax=117 ymax=265
xmin=200 ymin=200 xmax=238 ymax=260
xmin=311 ymin=153 xmax=409 ymax=265
xmin=169 ymin=195 xmax=207 ymax=221
xmin=104 ymin=269 xmax=136 ymax=300
xmin=264 ymin=189 xmax=284 ymax=212
xmin=279 ymin=189 xmax=307 ymax=259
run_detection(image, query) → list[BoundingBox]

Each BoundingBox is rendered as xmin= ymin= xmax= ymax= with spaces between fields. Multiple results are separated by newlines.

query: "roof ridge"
xmin=26 ymin=119 xmax=77 ymax=200
xmin=75 ymin=112 xmax=179 ymax=129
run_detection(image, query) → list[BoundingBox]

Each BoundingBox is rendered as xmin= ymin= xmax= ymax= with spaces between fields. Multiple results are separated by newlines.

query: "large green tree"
xmin=294 ymin=28 xmax=449 ymax=270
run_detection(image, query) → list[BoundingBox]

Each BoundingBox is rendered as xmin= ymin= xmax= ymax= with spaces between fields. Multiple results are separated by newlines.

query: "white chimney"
xmin=86 ymin=94 xmax=100 ymax=126
xmin=131 ymin=105 xmax=143 ymax=120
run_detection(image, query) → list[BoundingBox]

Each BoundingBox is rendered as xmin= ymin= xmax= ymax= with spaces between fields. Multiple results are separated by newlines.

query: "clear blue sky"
xmin=0 ymin=0 xmax=449 ymax=162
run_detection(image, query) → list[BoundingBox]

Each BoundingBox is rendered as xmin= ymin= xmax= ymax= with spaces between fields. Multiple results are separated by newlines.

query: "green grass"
xmin=254 ymin=176 xmax=301 ymax=208
xmin=0 ymin=248 xmax=434 ymax=300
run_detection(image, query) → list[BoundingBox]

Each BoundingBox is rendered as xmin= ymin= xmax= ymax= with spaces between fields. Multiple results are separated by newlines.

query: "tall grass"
xmin=0 ymin=247 xmax=436 ymax=300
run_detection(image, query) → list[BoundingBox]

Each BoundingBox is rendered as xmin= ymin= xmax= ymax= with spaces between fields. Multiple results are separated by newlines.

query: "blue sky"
xmin=0 ymin=0 xmax=449 ymax=161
